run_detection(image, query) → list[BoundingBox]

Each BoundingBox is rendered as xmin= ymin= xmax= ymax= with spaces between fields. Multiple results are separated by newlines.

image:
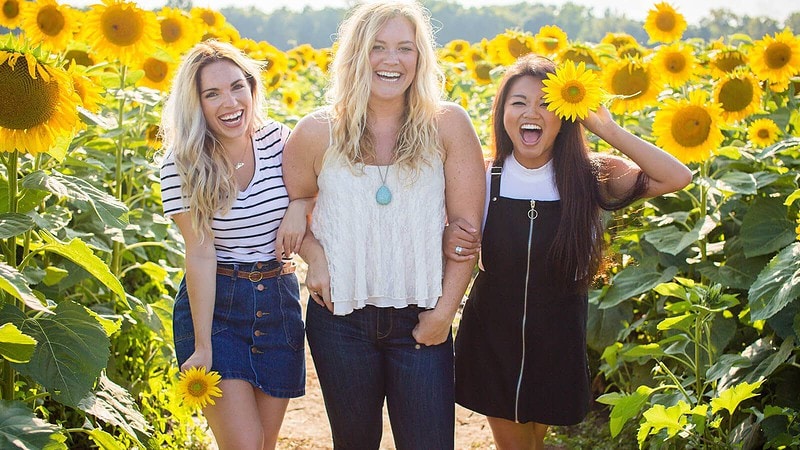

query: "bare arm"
xmin=171 ymin=211 xmax=217 ymax=371
xmin=413 ymin=103 xmax=486 ymax=346
xmin=581 ymin=105 xmax=693 ymax=200
xmin=281 ymin=112 xmax=332 ymax=311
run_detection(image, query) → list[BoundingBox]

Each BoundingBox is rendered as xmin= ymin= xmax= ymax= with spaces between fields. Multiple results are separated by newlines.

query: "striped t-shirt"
xmin=160 ymin=121 xmax=291 ymax=263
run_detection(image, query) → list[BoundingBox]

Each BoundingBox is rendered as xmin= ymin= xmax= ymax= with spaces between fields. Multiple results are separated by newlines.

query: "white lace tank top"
xmin=311 ymin=156 xmax=446 ymax=315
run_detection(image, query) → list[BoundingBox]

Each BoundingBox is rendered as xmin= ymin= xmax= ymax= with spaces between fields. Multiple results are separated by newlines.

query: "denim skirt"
xmin=173 ymin=260 xmax=305 ymax=398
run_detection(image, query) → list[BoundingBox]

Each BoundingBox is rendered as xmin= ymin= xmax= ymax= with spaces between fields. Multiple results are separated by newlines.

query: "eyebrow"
xmin=374 ymin=39 xmax=416 ymax=46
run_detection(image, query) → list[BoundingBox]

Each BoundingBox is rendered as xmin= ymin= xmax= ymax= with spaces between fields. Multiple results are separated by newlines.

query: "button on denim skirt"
xmin=173 ymin=260 xmax=305 ymax=398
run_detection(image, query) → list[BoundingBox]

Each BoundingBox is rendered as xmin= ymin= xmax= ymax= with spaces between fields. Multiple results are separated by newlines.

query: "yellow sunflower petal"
xmin=79 ymin=0 xmax=161 ymax=67
xmin=713 ymin=70 xmax=763 ymax=123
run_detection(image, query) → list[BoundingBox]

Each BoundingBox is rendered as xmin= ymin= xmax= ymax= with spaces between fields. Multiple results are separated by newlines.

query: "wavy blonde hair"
xmin=160 ymin=40 xmax=268 ymax=242
xmin=327 ymin=0 xmax=444 ymax=170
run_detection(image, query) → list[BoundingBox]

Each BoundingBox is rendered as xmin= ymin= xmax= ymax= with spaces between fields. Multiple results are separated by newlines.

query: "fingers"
xmin=308 ymin=286 xmax=333 ymax=312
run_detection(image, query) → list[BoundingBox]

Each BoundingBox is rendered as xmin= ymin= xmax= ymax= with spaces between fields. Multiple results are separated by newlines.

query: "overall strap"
xmin=489 ymin=159 xmax=503 ymax=202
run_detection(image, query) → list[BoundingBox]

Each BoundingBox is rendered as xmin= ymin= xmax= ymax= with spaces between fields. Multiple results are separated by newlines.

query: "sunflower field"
xmin=0 ymin=0 xmax=798 ymax=448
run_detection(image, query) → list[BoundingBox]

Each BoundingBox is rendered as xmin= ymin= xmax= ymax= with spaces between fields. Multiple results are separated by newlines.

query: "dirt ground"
xmin=276 ymin=263 xmax=497 ymax=449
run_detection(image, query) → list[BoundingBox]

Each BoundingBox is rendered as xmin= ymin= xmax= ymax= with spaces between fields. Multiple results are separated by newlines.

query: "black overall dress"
xmin=454 ymin=164 xmax=591 ymax=426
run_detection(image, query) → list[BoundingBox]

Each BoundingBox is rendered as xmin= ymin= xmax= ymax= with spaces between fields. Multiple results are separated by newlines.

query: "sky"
xmin=65 ymin=0 xmax=798 ymax=24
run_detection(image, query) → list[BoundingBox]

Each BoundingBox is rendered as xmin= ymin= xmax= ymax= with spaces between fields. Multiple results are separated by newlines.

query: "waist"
xmin=216 ymin=260 xmax=296 ymax=282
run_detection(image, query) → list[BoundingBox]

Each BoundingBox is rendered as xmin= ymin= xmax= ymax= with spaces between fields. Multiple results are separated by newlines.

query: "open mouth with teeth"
xmin=219 ymin=110 xmax=244 ymax=124
xmin=376 ymin=71 xmax=401 ymax=81
xmin=520 ymin=123 xmax=542 ymax=145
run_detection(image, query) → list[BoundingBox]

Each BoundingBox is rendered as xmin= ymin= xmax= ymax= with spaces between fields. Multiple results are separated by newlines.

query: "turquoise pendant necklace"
xmin=375 ymin=164 xmax=392 ymax=205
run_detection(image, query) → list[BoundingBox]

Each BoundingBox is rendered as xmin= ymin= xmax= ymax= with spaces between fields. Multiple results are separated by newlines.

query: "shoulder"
xmin=436 ymin=102 xmax=475 ymax=141
xmin=254 ymin=119 xmax=289 ymax=140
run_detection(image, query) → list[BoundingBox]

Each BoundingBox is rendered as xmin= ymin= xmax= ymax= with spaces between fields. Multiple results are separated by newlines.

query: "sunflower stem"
xmin=110 ymin=67 xmax=127 ymax=279
xmin=698 ymin=159 xmax=710 ymax=284
xmin=2 ymin=151 xmax=20 ymax=402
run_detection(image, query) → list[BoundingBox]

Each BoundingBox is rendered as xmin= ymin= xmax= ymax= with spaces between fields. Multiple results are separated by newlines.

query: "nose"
xmin=384 ymin=49 xmax=400 ymax=63
xmin=222 ymin=91 xmax=237 ymax=106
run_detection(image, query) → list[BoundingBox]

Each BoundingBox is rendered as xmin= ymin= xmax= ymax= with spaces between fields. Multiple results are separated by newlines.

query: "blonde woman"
xmin=159 ymin=41 xmax=309 ymax=450
xmin=282 ymin=1 xmax=485 ymax=448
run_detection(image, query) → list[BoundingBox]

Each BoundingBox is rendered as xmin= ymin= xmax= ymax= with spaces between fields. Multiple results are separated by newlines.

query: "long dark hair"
xmin=491 ymin=54 xmax=648 ymax=290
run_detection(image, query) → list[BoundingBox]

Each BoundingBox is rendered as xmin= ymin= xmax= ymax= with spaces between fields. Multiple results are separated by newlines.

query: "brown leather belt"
xmin=216 ymin=261 xmax=296 ymax=282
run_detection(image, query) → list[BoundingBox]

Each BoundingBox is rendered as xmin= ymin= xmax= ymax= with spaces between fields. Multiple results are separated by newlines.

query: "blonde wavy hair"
xmin=327 ymin=0 xmax=445 ymax=170
xmin=160 ymin=40 xmax=268 ymax=242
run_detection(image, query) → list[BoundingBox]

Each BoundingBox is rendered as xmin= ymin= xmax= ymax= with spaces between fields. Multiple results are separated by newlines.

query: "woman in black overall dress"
xmin=448 ymin=54 xmax=692 ymax=449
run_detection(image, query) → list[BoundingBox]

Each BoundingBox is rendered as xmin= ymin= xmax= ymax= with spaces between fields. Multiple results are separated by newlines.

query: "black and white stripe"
xmin=160 ymin=121 xmax=291 ymax=262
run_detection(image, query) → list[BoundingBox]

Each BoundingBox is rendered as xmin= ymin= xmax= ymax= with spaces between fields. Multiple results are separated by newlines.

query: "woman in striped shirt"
xmin=159 ymin=40 xmax=310 ymax=450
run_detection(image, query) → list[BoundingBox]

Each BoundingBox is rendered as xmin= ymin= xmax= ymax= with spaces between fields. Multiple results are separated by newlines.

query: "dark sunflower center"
xmin=666 ymin=53 xmax=686 ymax=73
xmin=475 ymin=62 xmax=493 ymax=81
xmin=718 ymin=78 xmax=754 ymax=112
xmin=671 ymin=105 xmax=712 ymax=148
xmin=757 ymin=128 xmax=770 ymax=139
xmin=541 ymin=36 xmax=559 ymax=52
xmin=563 ymin=50 xmax=596 ymax=67
xmin=656 ymin=12 xmax=676 ymax=32
xmin=143 ymin=58 xmax=168 ymax=83
xmin=201 ymin=11 xmax=215 ymax=26
xmin=765 ymin=42 xmax=791 ymax=69
xmin=102 ymin=6 xmax=144 ymax=46
xmin=3 ymin=0 xmax=20 ymax=19
xmin=562 ymin=82 xmax=585 ymax=103
xmin=189 ymin=380 xmax=207 ymax=395
xmin=0 ymin=61 xmax=58 ymax=129
xmin=714 ymin=52 xmax=745 ymax=73
xmin=611 ymin=65 xmax=648 ymax=97
xmin=508 ymin=38 xmax=530 ymax=59
xmin=63 ymin=49 xmax=94 ymax=67
xmin=37 ymin=5 xmax=65 ymax=37
xmin=161 ymin=18 xmax=182 ymax=43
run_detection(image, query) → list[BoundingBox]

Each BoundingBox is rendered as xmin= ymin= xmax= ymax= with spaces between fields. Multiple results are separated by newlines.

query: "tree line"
xmin=219 ymin=0 xmax=800 ymax=50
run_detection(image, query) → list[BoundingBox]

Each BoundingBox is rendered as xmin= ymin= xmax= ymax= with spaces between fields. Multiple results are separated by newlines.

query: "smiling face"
xmin=198 ymin=59 xmax=253 ymax=148
xmin=368 ymin=16 xmax=418 ymax=104
xmin=502 ymin=75 xmax=562 ymax=169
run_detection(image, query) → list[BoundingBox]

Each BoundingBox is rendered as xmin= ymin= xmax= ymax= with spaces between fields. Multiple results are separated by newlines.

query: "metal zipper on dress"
xmin=515 ymin=200 xmax=538 ymax=422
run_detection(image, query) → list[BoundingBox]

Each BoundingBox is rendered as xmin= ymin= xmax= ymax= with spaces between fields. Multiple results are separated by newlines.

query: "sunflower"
xmin=281 ymin=88 xmax=300 ymax=110
xmin=643 ymin=2 xmax=687 ymax=44
xmin=557 ymin=42 xmax=602 ymax=70
xmin=190 ymin=6 xmax=225 ymax=30
xmin=19 ymin=0 xmax=78 ymax=52
xmin=80 ymin=0 xmax=160 ymax=67
xmin=709 ymin=48 xmax=747 ymax=78
xmin=67 ymin=62 xmax=105 ymax=113
xmin=652 ymin=90 xmax=724 ymax=163
xmin=534 ymin=25 xmax=568 ymax=57
xmin=749 ymin=29 xmax=800 ymax=89
xmin=260 ymin=45 xmax=288 ymax=92
xmin=0 ymin=0 xmax=23 ymax=29
xmin=314 ymin=47 xmax=333 ymax=72
xmin=746 ymin=118 xmax=780 ymax=148
xmin=542 ymin=60 xmax=603 ymax=121
xmin=487 ymin=29 xmax=535 ymax=66
xmin=145 ymin=123 xmax=161 ymax=149
xmin=604 ymin=57 xmax=661 ymax=114
xmin=0 ymin=41 xmax=81 ymax=156
xmin=652 ymin=42 xmax=696 ymax=88
xmin=62 ymin=45 xmax=96 ymax=67
xmin=601 ymin=32 xmax=639 ymax=50
xmin=287 ymin=43 xmax=316 ymax=71
xmin=136 ymin=53 xmax=175 ymax=92
xmin=471 ymin=60 xmax=495 ymax=86
xmin=713 ymin=70 xmax=763 ymax=123
xmin=155 ymin=7 xmax=203 ymax=58
xmin=177 ymin=366 xmax=222 ymax=409
xmin=617 ymin=43 xmax=649 ymax=60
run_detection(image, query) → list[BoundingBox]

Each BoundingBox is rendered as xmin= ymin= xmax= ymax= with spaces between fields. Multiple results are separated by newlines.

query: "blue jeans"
xmin=306 ymin=301 xmax=455 ymax=450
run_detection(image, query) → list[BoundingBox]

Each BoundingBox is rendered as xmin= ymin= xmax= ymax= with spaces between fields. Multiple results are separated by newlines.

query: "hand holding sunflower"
xmin=177 ymin=366 xmax=222 ymax=409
